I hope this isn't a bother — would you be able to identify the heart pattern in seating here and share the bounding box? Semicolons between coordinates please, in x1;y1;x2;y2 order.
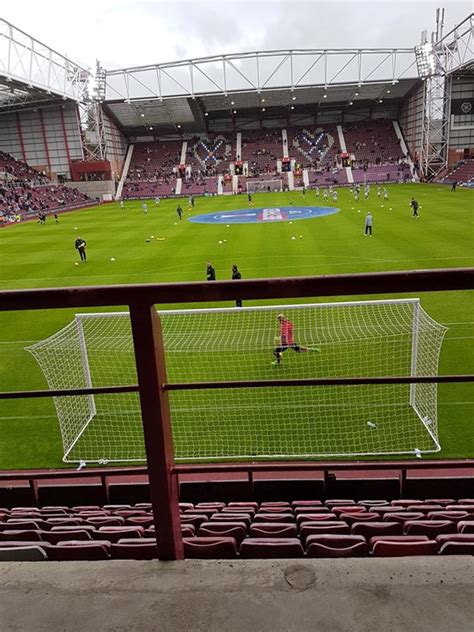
294;129;330;158
194;137;227;165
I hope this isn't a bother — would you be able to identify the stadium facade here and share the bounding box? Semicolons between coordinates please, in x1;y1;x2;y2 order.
0;12;472;205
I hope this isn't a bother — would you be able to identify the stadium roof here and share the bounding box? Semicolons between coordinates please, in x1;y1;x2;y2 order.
0;19;89;113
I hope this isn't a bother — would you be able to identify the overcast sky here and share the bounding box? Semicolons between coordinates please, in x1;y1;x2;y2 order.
2;0;472;71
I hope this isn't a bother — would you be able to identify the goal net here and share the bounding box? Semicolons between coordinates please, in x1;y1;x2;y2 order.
26;300;447;464
246;179;283;193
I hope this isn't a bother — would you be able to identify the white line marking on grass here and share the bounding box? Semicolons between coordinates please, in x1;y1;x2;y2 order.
0;415;56;421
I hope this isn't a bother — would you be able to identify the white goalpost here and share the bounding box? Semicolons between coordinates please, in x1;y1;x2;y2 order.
246;179;283;193
26;299;447;464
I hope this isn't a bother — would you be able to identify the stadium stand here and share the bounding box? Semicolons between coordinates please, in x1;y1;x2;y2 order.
122;140;181;198
288;125;341;169
0;150;49;184
343;120;405;165
240;129;282;176
1;496;473;560
439;159;474;185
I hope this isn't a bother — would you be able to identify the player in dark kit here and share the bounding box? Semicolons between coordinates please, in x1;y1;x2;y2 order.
54;212;58;223
410;198;419;218
232;265;242;307
248;193;252;206
206;262;216;281
177;205;183;220
272;314;319;365
75;237;87;262
451;180;457;192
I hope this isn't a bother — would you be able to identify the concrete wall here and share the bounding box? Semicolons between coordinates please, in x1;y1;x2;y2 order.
64;180;115;199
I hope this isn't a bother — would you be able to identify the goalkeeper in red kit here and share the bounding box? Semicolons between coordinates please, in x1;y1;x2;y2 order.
272;313;320;365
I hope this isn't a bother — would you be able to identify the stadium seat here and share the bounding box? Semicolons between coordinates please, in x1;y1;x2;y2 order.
458;521;474;534
209;514;252;528
404;520;457;537
111;542;158;560
299;522;350;542
0;546;48;561
198;522;247;544
180;525;195;537
228;502;259;510
438;541;474;555
338;512;380;526
183;537;238;559
295;513;337;526
293;507;330;515
48;543;110;561
381;512;425;525
183;508;216;519
435;534;474;547
45;518;85;527
426;511;470;522
2;520;45;530
195;502;226;511
239;538;304;559
291;500;323;508
332;506;366;517
180;514;211;529
220;507;256;517
86;517;125;526
124;516;154;528
253;513;294;524
446;505;474;513
41;530;93;544
95;526;144;542
351;522;403;538
391;500;423;508
306;535;367;558
358;500;390;508
325;500;357;507
249;523;298;538
368;507;407;516
0;530;43;541
407;504;444;514
372;539;438;557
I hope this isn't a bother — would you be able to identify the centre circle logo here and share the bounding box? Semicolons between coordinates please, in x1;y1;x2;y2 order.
188;206;340;224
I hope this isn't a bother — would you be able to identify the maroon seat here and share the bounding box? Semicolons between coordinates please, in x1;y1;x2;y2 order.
459;499;474;505
239;538;304;559
135;503;152;509
260;502;291;508
0;530;42;541
112;509;148;518
325;500;357;507
340;512;380;526
458;521;474;534
369;507;407;517
299;521;350;542
86;517;125;526
195;503;226;511
306;535;367;558
183;537;238;559
391;500;423;508
296;513;337;526
333;506;366;517
125;516;154;528
351;522;403;538
179;503;194;511
369;535;430;547
180;525;195;537
0;545;48;561
40;506;70;512
103;505;131;510
427;511;470;522
372;539;438;557
293;507;330;516
2;520;44;531
48;543;110;561
180;514;212;529
198;522;247;544
111;542;157;560
184;508;216;519
228;502;258;510
209;514;252;528
436;534;474;546
291;500;323;508
46;518;85;527
95;526;144;542
438;541;474;555
72;506;101;512
50;525;96;533
406;504;443;514
446;505;474;513
404;520;457;537
381;512;425;525
358;500;390;508
424;499;455;506
253;513;294;523
41;530;93;544
249;523;298;538
220;507;256;517
255;506;292;514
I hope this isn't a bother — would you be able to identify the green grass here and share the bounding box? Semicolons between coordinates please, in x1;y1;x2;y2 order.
0;183;473;469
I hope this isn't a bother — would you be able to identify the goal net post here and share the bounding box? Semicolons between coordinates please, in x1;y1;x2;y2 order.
246;179;283;193
26;299;447;464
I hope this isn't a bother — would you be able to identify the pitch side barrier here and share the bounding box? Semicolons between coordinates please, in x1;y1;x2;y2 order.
0;267;473;559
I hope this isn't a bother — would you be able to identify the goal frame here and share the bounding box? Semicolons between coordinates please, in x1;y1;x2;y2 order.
246;178;283;193
66;297;443;462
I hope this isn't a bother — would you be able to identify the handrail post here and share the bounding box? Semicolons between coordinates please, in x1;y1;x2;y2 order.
129;302;183;560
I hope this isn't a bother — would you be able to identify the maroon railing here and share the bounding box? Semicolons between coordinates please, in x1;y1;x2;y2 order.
1;267;473;559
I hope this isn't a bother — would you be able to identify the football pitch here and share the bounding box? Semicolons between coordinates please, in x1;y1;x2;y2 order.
0;183;473;469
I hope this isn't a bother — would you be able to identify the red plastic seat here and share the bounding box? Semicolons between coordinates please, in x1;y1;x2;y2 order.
111;542;157;560
427;511;470;522
183;508;216;519
198;522;247;544
195;503;226;511
438;541;474;555
2;520;44;531
95;526;144;542
299;521;350;542
436;533;474;546
295;513;337;526
458;521;474;534
306;534;367;558
125;516;154;528
253;513;294;523
446;505;474;513
48;543;110;561
41;530;93;544
404;520;457;537
333;506;366;517
369;535;430;548
255;506;293;514
0;530;42;541
209;513;252;528
71;506;101;512
368;507;407;517
239;538;304;559
391;500;423;508
46;518;85;527
424;499;454;505
183;537;238;559
249;523;298;538
381;512;425;525
220;507;256;517
325;500;357;507
0;545;48;561
181;514;214;529
351;521;403;538
260;502;291;508
293;507;330;515
291;500;323;508
103;505;131;510
178;503;194;511
372;539;438;557
228;502;258;510
407;504;443;514
358;500;390;508
180;525;195;537
86;516;125;527
340;512;380;526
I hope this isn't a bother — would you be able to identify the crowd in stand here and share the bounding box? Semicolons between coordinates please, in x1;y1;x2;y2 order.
0;150;49;185
241;130;281;177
